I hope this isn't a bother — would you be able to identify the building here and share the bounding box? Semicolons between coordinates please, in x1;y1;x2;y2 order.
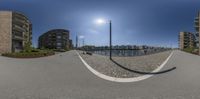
179;32;196;50
76;35;78;48
69;39;73;49
0;11;32;54
195;11;200;55
38;29;72;50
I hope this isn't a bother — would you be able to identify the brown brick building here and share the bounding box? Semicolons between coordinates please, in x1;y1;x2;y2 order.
38;29;72;50
179;32;196;50
0;11;32;54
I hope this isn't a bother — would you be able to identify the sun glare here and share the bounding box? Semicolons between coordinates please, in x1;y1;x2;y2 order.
96;19;106;24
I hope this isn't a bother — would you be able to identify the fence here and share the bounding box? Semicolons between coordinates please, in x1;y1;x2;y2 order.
82;48;171;57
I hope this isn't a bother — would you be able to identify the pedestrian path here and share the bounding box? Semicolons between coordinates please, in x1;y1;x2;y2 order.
0;50;199;99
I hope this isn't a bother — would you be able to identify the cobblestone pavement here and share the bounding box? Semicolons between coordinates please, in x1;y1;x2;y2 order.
79;51;171;78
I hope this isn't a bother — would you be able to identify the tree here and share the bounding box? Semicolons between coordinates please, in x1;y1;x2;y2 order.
24;42;32;52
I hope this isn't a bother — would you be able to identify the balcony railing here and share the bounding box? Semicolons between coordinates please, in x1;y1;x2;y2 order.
12;35;23;40
13;25;26;32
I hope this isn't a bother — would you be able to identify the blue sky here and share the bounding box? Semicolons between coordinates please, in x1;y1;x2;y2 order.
0;0;200;48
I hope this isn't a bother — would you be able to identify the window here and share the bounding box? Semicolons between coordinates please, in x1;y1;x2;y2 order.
57;46;61;49
57;42;61;46
57;36;61;39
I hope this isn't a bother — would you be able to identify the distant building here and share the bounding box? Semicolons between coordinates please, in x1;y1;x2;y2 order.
69;39;73;49
0;11;32;54
76;35;78;49
195;11;200;55
38;29;72;50
179;32;196;50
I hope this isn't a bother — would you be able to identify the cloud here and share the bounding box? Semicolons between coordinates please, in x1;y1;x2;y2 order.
79;35;85;39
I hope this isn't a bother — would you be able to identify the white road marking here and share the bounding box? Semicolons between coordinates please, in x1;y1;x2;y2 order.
76;51;174;83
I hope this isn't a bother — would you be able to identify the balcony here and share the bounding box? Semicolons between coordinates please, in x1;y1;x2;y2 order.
195;17;199;20
13;18;27;24
13;13;27;20
12;35;23;41
195;23;199;26
13;25;26;32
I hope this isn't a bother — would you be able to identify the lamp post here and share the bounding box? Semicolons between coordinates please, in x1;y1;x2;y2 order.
109;20;112;60
96;19;112;60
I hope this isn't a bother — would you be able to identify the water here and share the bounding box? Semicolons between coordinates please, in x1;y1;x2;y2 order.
87;49;169;57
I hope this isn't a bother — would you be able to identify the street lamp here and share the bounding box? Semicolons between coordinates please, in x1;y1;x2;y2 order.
96;19;112;60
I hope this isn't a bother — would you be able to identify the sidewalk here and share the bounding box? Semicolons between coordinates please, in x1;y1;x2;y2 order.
79;51;172;78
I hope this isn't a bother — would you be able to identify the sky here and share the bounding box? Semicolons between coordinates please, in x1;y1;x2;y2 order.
0;0;200;48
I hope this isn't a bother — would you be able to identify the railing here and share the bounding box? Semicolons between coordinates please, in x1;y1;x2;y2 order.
12;35;23;40
81;48;171;57
13;25;26;32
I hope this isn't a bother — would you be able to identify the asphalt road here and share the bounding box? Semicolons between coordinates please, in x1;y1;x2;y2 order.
0;50;200;99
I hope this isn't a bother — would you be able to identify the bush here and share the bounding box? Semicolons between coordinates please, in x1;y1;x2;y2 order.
31;49;40;52
24;42;32;53
183;47;199;55
2;50;55;58
183;47;194;53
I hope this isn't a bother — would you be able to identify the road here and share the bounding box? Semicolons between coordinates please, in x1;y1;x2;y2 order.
0;50;200;99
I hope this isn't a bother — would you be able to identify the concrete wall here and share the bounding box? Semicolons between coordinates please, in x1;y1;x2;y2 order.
0;11;12;54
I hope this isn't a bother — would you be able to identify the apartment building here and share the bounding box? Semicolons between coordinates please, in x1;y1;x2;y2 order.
195;11;200;55
0;11;32;54
179;32;196;50
38;29;72;50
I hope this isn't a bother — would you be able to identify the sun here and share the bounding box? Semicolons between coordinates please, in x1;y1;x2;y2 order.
96;19;106;24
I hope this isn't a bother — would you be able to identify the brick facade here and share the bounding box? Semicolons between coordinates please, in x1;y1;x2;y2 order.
0;11;12;54
0;11;32;54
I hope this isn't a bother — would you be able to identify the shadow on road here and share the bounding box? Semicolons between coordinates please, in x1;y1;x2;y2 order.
110;58;176;75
